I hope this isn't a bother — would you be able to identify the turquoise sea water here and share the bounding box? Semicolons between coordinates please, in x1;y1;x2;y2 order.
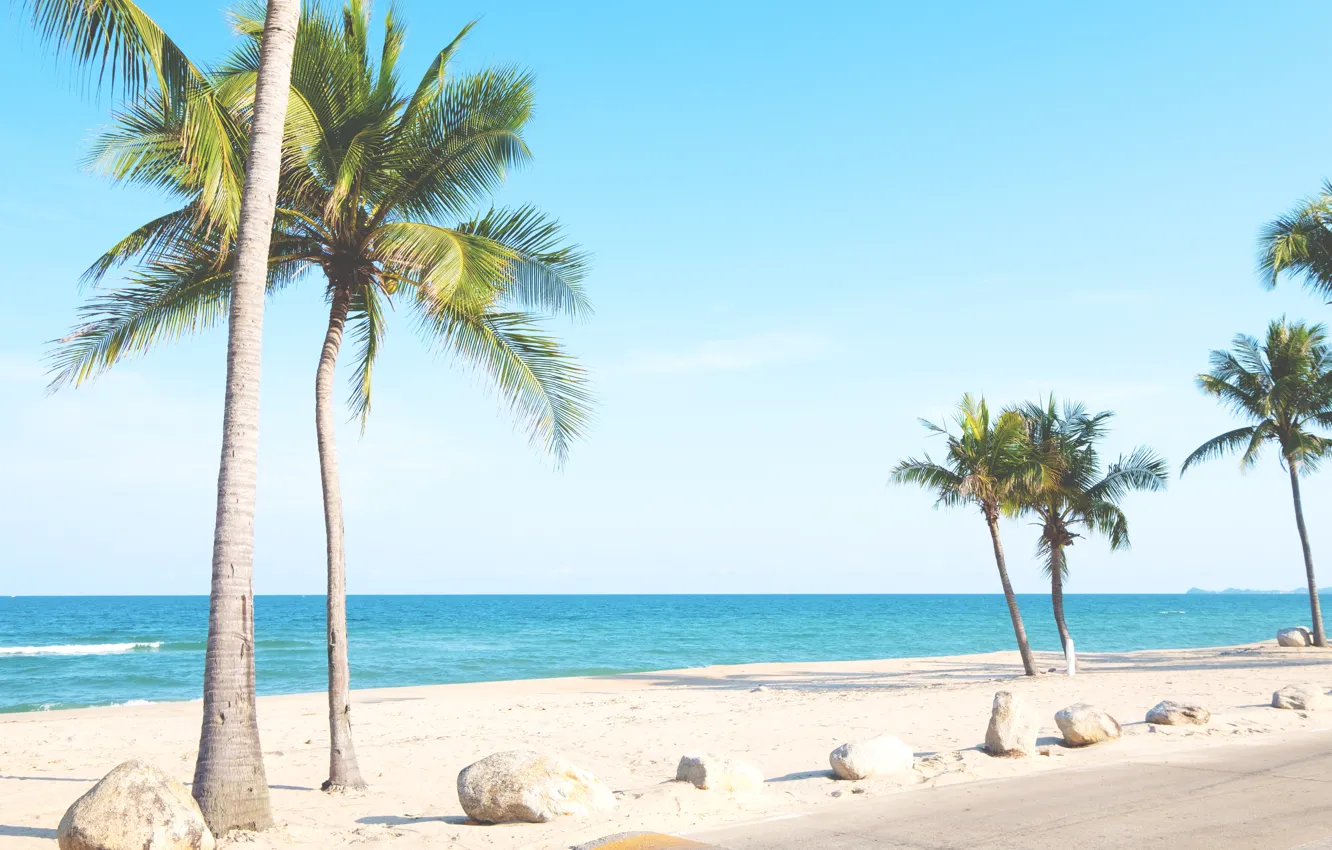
0;594;1318;713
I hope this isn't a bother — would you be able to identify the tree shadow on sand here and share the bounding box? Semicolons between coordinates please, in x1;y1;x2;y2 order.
0;825;58;838
357;814;469;826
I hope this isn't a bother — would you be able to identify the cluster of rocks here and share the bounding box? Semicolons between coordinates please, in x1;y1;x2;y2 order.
55;669;1332;841
1278;627;1314;647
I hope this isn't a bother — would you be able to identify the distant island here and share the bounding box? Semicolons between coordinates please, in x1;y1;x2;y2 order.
1185;587;1304;595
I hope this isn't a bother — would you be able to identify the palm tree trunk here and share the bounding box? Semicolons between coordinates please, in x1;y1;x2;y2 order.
985;514;1038;676
192;0;299;833
316;283;367;792
1049;544;1073;655
1288;462;1327;647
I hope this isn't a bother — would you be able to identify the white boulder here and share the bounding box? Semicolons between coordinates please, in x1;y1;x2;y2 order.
456;750;615;824
1145;700;1210;726
985;690;1038;757
1278;627;1313;647
1054;703;1121;746
828;735;914;779
1272;684;1327;711
56;760;214;850
675;753;764;793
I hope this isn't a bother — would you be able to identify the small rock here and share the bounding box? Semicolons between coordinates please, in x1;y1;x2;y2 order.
828;735;914;780
1272;684;1328;711
457;750;614;824
1146;700;1210;726
1054;703;1121;746
750;686;768;693
675;753;764;793
1278;627;1313;647
985;691;1038;757
57;760;214;850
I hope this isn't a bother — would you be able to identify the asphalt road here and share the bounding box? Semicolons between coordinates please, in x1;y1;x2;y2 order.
690;731;1332;849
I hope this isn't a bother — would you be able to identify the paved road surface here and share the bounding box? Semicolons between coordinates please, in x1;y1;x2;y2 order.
691;731;1332;849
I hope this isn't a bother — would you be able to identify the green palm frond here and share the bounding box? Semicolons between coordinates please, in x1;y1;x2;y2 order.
1260;185;1332;298
455;206;592;319
346;281;385;430
417;302;593;463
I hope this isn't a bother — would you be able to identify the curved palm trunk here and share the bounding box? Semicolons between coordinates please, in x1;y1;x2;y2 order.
316;283;367;792
1288;462;1327;648
984;514;1038;676
193;0;299;833
1049;544;1073;655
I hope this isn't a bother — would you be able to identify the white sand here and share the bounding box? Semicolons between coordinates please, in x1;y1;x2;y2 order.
3;643;1330;848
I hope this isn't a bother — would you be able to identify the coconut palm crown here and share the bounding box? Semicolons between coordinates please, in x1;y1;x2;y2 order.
51;0;592;452
1182;319;1332;646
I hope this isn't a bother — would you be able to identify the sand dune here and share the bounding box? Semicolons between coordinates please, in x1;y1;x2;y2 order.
2;642;1330;848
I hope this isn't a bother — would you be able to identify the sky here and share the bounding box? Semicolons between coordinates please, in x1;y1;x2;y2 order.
3;0;1332;595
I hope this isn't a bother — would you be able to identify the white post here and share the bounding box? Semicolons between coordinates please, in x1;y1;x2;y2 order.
1065;638;1076;677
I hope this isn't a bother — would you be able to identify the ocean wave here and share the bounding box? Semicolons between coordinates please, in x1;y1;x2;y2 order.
0;641;163;657
1158;610;1186;615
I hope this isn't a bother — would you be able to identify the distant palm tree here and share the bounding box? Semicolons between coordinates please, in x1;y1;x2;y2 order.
49;0;591;793
1182;320;1332;647
23;0;299;830
1016;399;1167;654
892;395;1040;677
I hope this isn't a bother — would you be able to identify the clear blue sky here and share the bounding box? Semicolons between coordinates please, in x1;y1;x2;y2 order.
2;0;1331;595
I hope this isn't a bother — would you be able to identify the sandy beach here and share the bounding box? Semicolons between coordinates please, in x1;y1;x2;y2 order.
3;642;1331;849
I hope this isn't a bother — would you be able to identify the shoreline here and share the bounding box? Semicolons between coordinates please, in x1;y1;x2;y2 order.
4;642;1332;848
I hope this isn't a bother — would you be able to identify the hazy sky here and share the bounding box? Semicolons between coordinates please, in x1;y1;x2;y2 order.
3;1;1332;595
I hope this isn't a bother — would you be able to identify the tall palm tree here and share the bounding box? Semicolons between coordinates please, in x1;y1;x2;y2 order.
48;0;591;792
1182;320;1332;647
1016;399;1167;654
23;0;299;831
892;395;1040;677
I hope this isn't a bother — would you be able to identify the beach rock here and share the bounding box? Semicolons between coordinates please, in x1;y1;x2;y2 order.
1145;700;1210;726
675;753;765;793
1272;684;1328;711
1278;627;1313;647
985;691;1038;757
456;750;615;824
828;735;914;779
1054;703;1121;746
56;760;214;850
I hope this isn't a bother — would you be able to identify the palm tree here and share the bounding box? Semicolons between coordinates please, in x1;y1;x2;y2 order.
48;0;591;792
1016;399;1167;654
892;395;1040;677
1182;320;1332;647
24;0;299;831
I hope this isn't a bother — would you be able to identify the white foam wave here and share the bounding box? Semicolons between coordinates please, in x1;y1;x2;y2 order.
1158;610;1186;615
0;641;163;657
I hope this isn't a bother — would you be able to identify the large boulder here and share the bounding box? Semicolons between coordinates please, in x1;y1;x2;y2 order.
828;735;914;780
456;750;615;824
675;753;764;793
1278;627;1313;647
985;691;1038;757
57;760;214;850
1054;703;1121;746
1272;684;1328;711
1145;700;1210;726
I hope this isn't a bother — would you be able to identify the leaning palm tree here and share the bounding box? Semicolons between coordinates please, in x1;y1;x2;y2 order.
1016;399;1167;654
892;395;1040;677
48;0;590;793
1182;320;1332;647
24;0;299;831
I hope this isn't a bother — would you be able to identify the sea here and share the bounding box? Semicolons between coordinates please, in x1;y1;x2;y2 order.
0;594;1317;714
